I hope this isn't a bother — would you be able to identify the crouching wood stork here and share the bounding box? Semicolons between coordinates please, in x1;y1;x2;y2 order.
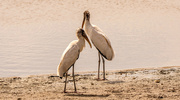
82;10;114;80
57;28;92;93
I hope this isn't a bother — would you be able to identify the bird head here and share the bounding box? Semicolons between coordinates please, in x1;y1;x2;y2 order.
82;10;90;28
77;28;92;48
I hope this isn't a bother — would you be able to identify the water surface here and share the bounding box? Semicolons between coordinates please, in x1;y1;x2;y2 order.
0;0;180;77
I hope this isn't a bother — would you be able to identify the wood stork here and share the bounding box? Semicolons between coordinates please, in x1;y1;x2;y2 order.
81;10;114;80
57;28;92;93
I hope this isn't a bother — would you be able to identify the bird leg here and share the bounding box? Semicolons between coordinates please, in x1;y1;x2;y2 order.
64;72;68;93
98;52;101;80
101;56;106;80
72;64;77;92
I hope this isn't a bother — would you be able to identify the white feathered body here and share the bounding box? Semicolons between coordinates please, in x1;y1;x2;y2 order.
84;21;114;60
57;39;85;77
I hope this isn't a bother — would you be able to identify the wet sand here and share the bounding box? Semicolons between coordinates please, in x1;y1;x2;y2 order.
0;66;179;100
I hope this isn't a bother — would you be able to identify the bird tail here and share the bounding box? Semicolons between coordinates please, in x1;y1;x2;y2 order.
106;44;115;61
111;48;115;60
103;35;115;60
57;62;62;76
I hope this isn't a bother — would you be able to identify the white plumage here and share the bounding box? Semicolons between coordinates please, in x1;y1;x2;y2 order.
57;28;91;92
82;10;114;80
86;25;114;60
57;40;80;77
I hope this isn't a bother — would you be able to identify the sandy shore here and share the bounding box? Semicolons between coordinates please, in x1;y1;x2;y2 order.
0;66;179;100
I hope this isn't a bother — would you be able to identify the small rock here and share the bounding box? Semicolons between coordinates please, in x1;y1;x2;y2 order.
32;82;39;85
75;74;80;76
172;89;176;92
91;82;94;85
46;81;53;84
3;83;8;85
168;88;176;92
0;80;4;82
82;86;87;89
82;77;88;80
48;75;58;78
155;79;160;83
158;96;163;99
159;70;170;74
132;77;136;80
13;77;21;80
17;98;21;100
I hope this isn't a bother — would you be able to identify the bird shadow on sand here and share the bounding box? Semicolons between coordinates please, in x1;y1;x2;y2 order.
104;80;125;84
64;93;110;97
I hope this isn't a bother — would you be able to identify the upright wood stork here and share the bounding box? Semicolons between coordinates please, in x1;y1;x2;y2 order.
57;28;92;93
81;10;114;80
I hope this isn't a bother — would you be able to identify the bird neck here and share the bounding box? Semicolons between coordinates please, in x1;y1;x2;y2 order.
85;19;92;26
77;38;85;52
84;19;93;36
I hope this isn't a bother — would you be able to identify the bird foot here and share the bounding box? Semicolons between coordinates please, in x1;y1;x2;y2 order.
63;91;78;93
94;78;100;81
102;78;108;80
94;78;107;81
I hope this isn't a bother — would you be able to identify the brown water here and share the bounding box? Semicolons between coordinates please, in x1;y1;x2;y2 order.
0;0;180;77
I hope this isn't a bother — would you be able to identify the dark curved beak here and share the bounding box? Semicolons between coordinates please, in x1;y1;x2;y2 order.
82;16;85;28
82;32;92;48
